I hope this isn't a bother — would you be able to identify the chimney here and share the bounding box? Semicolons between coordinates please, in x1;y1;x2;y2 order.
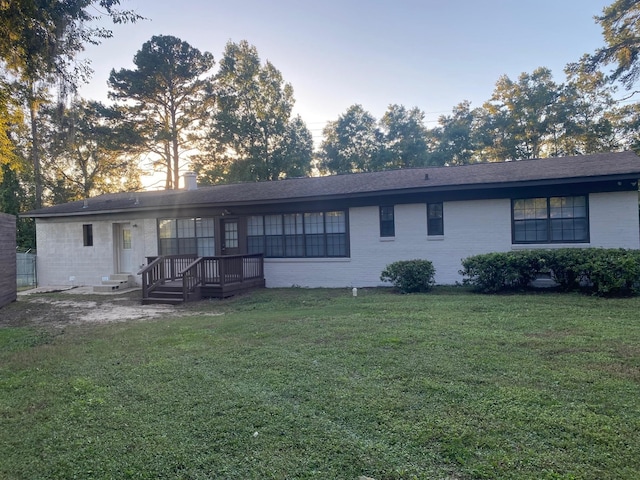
183;171;198;191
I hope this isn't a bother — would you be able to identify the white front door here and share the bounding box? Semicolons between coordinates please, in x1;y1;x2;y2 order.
116;223;133;273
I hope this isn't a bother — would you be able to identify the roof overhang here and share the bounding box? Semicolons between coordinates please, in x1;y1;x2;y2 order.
22;172;640;219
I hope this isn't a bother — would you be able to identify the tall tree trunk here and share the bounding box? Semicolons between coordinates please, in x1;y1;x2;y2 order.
164;141;172;189
29;85;42;208
171;106;179;189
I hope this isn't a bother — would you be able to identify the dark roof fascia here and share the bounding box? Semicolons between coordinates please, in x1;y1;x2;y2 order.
23;172;640;219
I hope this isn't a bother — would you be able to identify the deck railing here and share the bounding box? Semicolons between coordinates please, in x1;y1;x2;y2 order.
180;256;204;301
139;253;264;301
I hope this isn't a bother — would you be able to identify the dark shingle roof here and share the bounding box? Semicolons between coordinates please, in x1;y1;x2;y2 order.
23;151;640;218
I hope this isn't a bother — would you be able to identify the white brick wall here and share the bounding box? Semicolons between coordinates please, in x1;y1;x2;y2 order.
589;191;640;248
34;190;640;288
36;217;152;287
265;199;514;287
263;192;640;287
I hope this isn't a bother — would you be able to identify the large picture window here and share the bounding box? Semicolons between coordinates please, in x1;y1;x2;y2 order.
512;196;588;244
158;217;216;255
248;210;348;258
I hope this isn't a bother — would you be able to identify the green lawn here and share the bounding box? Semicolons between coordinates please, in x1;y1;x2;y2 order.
1;288;639;479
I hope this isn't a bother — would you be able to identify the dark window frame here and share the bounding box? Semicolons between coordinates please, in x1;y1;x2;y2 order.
379;205;395;237
82;224;93;247
427;202;444;236
157;217;216;255
247;210;349;258
511;195;590;244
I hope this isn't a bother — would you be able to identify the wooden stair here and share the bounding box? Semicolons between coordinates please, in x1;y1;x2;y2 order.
139;254;265;304
141;280;185;305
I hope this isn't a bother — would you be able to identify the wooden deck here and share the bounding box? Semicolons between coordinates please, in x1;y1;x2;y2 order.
138;254;265;305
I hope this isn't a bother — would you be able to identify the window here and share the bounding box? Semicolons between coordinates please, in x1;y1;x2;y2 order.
379;206;395;237
247;210;348;258
122;228;131;249
82;224;93;246
158;217;216;255
512;196;588;244
427;203;444;236
224;220;238;249
196;218;215;256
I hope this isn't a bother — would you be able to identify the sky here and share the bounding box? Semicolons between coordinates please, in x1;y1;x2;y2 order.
79;0;613;145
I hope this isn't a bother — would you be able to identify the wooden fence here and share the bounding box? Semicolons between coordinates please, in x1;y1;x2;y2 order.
0;213;17;308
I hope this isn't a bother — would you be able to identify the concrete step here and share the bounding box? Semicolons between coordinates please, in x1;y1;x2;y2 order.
93;284;123;293
109;274;133;283
92;274;134;293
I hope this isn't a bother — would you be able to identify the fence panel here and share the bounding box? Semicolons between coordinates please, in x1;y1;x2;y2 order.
17;251;36;287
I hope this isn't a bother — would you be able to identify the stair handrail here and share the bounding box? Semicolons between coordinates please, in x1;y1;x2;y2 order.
179;256;204;301
138;256;165;299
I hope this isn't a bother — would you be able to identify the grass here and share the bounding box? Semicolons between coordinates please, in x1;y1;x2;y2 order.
1;288;639;479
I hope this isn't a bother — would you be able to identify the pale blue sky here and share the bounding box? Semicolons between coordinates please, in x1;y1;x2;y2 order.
79;0;612;141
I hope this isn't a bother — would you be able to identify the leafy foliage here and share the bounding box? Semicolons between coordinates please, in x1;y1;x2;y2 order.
427;100;480;165
109;35;214;189
460;248;640;296
479;67;564;161
0;164;35;248
0;0;142;85
38;100;143;202
0;0;142;207
319;103;433;173
193;40;312;184
318;104;384;173
380;259;436;293
379;104;430;168
587;0;640;89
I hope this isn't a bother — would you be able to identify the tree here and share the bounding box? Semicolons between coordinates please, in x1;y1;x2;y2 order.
427;101;480;165
478;67;563;161
586;0;640;89
560;61;620;155
0;81;22;176
318;104;384;173
0;0;142;207
379;104;430;168
193;40;312;184
0;164;35;249
109;35;214;189
39;100;143;202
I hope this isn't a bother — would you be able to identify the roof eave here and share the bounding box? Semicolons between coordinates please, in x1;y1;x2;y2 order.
21;172;640;219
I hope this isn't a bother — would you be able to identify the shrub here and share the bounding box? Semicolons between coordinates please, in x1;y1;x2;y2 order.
380;259;436;293
460;249;640;297
459;251;543;293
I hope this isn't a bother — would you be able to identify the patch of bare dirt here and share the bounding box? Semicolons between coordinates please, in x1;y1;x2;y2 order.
0;292;222;328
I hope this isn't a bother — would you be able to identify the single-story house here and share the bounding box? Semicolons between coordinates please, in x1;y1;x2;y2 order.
0;212;17;308
23;151;640;296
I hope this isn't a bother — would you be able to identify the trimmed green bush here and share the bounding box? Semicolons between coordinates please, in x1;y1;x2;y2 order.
458;251;543;293
380;259;436;293
460;248;640;297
